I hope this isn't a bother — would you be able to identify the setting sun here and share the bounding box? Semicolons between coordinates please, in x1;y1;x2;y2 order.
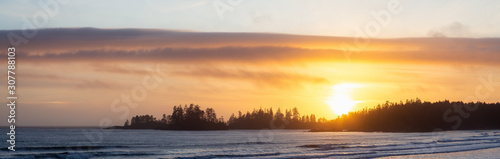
325;83;362;116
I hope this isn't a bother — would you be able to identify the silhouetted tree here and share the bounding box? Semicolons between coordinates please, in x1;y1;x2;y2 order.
312;99;500;132
118;99;500;132
205;108;217;123
124;119;129;127
122;104;227;130
227;107;325;129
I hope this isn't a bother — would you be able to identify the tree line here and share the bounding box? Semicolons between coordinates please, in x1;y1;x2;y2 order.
122;104;227;130
312;98;500;132
118;98;500;132
119;104;326;130
227;107;328;129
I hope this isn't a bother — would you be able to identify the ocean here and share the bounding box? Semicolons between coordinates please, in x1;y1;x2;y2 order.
1;128;500;158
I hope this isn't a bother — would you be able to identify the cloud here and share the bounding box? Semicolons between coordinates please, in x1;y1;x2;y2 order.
169;67;331;89
10;45;500;66
75;79;119;89
0;27;353;53
14;46;344;64
252;9;273;24
1;28;499;66
92;63;149;75
428;22;472;37
14;72;122;89
19;73;75;81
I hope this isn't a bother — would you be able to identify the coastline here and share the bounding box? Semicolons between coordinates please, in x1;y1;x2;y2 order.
379;147;500;159
107;126;500;133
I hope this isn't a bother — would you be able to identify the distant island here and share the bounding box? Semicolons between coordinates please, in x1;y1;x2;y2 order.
115;104;228;130
112;104;327;130
112;99;500;132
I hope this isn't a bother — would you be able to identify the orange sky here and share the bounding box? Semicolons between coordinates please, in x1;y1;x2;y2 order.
1;28;500;126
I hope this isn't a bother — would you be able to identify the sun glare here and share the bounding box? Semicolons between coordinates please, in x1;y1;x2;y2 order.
325;83;361;116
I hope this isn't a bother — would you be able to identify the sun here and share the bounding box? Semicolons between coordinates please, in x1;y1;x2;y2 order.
325;83;361;115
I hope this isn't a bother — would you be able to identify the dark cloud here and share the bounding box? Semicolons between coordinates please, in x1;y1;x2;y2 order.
14;46;344;64
9;45;500;66
0;27;350;53
0;28;499;66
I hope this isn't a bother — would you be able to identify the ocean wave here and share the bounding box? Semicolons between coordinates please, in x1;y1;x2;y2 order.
436;136;500;143
297;142;398;151
174;152;281;159
0;145;130;152
366;142;500;158
297;143;353;149
298;136;500;152
274;151;377;159
1;150;154;159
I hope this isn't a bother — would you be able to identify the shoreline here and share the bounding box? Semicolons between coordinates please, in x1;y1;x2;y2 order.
379;147;500;159
107;126;500;133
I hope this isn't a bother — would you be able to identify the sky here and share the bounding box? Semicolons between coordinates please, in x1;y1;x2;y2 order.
0;0;500;126
1;0;500;37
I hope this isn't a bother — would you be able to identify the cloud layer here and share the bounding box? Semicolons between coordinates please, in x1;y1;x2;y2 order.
1;28;499;66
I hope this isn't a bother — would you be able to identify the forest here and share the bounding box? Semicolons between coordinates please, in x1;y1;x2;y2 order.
227;107;328;129
116;99;500;132
117;104;327;130
314;98;500;132
120;104;228;130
